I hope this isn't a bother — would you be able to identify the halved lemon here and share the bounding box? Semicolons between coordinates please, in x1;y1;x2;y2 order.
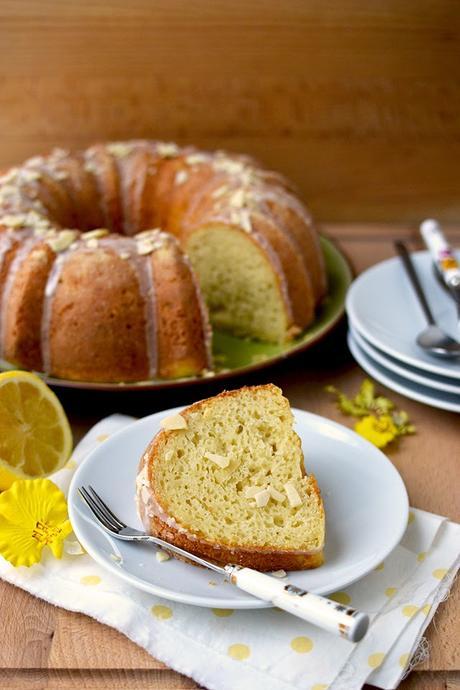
0;371;72;489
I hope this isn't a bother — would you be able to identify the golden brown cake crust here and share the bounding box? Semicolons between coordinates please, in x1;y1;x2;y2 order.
137;385;325;571
149;513;324;571
0;142;327;382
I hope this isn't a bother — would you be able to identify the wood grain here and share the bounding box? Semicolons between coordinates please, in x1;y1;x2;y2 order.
1;669;459;690
0;223;459;689
0;668;199;689
0;1;459;221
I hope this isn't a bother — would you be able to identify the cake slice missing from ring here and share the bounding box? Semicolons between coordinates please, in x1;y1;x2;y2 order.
136;384;325;571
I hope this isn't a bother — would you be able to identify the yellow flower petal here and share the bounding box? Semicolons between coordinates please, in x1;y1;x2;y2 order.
355;415;398;449
48;520;72;559
0;479;71;567
0;520;43;567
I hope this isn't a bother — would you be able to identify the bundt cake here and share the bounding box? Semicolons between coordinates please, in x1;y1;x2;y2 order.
0;141;327;383
136;384;325;571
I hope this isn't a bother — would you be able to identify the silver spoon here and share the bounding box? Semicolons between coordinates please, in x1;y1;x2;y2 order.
394;241;460;359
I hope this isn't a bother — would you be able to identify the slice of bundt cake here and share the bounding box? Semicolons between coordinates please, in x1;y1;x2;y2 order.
137;384;325;571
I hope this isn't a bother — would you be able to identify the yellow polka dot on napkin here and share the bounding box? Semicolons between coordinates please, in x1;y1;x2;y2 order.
399;653;410;668
228;643;250;660
290;636;313;653
402;605;418;618
375;562;384;571
312;684;328;690
151;605;173;620
329;591;351;605
417;551;426;562
421;604;431;615
385;587;397;598
368;652;385;668
80;575;101;586
408;512;415;524
433;568;447;580
96;434;109;442
212;608;233;617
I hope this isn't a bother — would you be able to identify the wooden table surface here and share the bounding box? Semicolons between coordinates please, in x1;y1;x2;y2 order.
0;224;458;690
2;0;460;224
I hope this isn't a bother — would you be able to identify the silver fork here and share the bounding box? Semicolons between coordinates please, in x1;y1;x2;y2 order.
79;485;369;642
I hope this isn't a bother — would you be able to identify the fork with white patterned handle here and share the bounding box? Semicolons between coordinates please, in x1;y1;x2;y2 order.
79;485;370;642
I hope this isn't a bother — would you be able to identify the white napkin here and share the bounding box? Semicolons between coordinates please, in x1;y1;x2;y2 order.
0;414;458;690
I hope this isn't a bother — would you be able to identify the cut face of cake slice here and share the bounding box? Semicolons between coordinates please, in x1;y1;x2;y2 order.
137;384;325;571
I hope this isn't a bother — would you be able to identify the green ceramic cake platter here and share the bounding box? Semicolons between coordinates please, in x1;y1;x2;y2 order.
0;237;352;390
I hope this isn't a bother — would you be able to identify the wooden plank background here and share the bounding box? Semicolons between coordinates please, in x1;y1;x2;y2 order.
0;0;459;222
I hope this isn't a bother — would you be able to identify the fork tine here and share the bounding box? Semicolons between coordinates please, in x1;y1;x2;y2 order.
78;487;119;532
88;485;127;529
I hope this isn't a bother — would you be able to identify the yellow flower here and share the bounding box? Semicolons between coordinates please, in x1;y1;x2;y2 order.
355;414;398;449
0;479;72;567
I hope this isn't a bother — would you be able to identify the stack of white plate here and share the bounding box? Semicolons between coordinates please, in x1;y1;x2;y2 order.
346;250;460;412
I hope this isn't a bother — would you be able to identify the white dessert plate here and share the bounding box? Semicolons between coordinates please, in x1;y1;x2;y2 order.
348;331;460;414
69;406;409;609
346;251;460;381
350;326;460;395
